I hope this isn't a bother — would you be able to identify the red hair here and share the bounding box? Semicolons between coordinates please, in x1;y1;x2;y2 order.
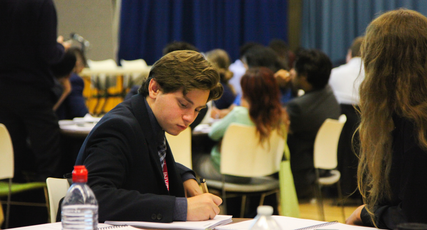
241;67;285;142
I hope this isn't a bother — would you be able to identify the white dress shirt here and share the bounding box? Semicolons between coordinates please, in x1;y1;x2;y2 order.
329;57;365;105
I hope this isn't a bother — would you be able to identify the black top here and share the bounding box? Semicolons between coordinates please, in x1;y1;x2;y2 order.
361;115;427;229
0;0;64;89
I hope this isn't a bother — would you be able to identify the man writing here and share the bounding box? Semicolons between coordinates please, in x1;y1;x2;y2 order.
75;50;223;222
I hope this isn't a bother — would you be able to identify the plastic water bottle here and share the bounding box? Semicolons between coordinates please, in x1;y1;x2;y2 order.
249;206;281;230
62;165;98;230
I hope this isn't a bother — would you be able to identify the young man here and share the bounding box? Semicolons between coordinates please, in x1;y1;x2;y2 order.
286;49;340;199
75;50;223;222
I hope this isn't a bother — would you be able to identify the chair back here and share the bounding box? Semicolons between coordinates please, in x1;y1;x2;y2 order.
87;59;117;70
120;59;147;69
46;178;70;223
313;114;347;170
0;124;14;180
120;59;149;88
166;128;192;169
87;59;118;90
220;124;285;177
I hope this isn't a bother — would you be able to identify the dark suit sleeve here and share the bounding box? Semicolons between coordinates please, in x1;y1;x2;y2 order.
175;163;196;181
77;118;178;223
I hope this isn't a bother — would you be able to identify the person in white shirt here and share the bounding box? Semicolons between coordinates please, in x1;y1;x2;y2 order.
329;37;365;105
328;36;364;200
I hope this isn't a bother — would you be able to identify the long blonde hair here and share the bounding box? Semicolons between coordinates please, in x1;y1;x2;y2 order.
358;9;427;222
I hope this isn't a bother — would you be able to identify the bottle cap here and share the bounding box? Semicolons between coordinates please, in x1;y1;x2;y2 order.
72;165;88;183
257;205;273;215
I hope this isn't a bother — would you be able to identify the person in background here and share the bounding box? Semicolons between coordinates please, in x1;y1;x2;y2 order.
228;42;263;96
329;36;365;200
56;47;89;119
50;49;77;112
286;49;340;199
212;46;283;119
346;9;427;229
205;49;236;110
194;67;288;217
162;41;199;55
0;0;70;182
75;50;223;222
269;38;290;71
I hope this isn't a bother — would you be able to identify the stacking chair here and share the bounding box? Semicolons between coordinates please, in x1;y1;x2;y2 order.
0;123;48;228
87;59;118;115
313;114;347;221
120;59;148;90
165;128;192;169
46;178;70;223
206;124;285;217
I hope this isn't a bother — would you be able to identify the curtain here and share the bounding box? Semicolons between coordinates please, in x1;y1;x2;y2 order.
118;0;288;65
301;0;427;66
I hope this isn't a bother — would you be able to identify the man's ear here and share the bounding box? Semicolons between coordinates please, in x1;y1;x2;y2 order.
148;78;161;98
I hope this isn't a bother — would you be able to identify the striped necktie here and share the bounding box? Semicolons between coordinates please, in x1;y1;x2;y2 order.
157;137;167;170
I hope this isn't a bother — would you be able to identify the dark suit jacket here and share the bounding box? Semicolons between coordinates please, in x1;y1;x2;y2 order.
286;85;340;197
75;94;190;223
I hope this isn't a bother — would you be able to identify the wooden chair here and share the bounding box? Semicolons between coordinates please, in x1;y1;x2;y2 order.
206;124;285;217
0;124;48;228
46;178;70;223
313;114;347;221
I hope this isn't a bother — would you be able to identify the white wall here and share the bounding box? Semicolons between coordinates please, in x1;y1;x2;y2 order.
54;0;118;61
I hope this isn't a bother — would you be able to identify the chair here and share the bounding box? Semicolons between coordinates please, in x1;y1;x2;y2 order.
120;59;148;89
165;128;192;169
46;178;70;223
87;59;118;115
0;123;48;228
313;114;347;222
206;124;285;217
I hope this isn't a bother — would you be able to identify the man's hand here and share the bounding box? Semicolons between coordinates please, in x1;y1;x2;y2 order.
187;194;222;220
183;179;202;197
274;69;291;87
346;204;365;225
57;35;71;50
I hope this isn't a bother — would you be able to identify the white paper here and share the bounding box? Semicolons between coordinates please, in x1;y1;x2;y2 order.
105;214;232;230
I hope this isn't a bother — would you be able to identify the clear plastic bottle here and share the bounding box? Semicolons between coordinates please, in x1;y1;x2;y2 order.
249;206;281;230
62;165;98;230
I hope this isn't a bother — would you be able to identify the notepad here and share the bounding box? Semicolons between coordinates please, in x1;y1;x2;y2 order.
105;214;232;230
215;216;378;230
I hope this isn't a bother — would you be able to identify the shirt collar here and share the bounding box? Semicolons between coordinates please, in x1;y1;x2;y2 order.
144;97;165;145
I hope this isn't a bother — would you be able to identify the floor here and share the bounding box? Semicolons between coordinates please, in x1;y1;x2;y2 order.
298;197;363;223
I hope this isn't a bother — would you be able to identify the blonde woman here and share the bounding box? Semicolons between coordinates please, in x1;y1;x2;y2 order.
346;9;427;228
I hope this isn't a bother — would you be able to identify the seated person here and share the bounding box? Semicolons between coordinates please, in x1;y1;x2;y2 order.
194;67;288;183
205;49;236;110
75;50;223;222
50;49;76;112
212;46;292;119
55;47;89;119
286;49;340;199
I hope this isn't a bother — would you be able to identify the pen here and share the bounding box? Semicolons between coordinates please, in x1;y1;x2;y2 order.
200;178;209;193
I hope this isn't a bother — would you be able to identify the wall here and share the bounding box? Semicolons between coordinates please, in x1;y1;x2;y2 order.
54;0;117;61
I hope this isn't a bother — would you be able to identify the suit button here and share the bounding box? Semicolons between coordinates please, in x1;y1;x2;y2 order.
157;213;162;220
151;214;156;220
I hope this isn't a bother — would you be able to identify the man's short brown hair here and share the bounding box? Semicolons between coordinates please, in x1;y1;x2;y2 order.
139;50;223;101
